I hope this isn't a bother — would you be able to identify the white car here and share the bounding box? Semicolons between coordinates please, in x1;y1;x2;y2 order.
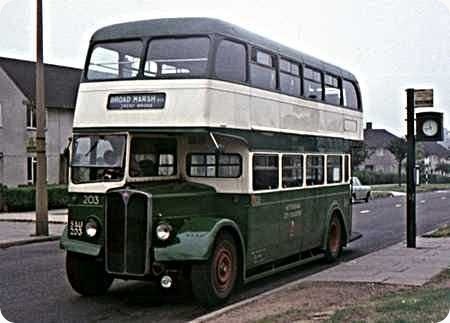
351;177;371;203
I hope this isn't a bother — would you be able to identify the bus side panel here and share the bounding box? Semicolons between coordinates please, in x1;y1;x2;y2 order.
246;193;281;269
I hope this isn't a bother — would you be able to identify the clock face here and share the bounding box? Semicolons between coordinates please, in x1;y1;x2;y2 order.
422;120;438;136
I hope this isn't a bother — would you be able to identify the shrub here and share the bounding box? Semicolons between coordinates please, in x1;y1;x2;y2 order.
3;185;69;212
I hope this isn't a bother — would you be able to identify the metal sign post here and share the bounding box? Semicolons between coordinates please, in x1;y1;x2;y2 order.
406;89;416;248
405;88;436;248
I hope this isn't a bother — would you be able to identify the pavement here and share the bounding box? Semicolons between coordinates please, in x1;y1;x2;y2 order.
303;237;450;286
0;209;67;248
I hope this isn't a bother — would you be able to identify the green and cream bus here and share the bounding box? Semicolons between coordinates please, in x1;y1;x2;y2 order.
61;18;363;307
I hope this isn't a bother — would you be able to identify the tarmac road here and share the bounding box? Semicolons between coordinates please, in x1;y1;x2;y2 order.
1;190;449;323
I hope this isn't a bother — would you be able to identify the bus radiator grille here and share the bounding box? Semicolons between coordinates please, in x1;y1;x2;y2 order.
105;190;152;276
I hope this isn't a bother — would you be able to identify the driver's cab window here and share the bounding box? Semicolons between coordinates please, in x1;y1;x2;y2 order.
129;137;177;177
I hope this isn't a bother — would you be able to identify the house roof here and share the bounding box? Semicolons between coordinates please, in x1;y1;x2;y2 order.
423;142;450;158
364;128;400;149
0;57;82;109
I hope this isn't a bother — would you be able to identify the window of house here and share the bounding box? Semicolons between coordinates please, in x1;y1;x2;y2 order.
303;67;323;100
327;155;342;184
325;74;341;105
344;155;351;182
282;155;303;188
250;49;276;90
280;59;301;96
26;105;36;128
187;153;241;178
253;154;279;190
342;80;359;110
215;40;247;82
306;155;324;186
27;156;37;184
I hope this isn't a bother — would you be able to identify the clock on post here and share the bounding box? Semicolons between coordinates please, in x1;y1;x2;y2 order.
416;111;444;142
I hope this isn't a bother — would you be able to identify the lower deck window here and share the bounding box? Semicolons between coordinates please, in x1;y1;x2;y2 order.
129;138;177;177
327;155;342;184
253;154;279;190
344;155;350;182
282;155;303;188
187;153;241;178
306;155;324;186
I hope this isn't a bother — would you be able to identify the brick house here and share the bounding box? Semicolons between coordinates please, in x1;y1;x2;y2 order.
359;122;400;173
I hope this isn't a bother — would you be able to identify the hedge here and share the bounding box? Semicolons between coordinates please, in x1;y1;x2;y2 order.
1;185;69;212
353;170;401;185
354;170;450;185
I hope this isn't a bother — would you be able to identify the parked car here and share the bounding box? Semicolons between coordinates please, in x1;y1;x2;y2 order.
351;177;371;203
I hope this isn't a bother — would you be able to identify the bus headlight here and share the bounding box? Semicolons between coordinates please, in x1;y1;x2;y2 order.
156;223;172;241
85;218;99;238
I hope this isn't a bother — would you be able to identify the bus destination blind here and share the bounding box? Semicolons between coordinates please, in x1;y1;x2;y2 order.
108;93;166;110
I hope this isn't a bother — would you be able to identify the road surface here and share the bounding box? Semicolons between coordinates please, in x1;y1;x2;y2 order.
1;190;449;323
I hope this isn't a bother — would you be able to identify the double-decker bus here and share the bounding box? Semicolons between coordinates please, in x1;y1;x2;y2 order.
61;17;363;307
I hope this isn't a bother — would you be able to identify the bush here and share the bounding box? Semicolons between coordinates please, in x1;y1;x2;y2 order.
3;185;69;212
353;170;401;185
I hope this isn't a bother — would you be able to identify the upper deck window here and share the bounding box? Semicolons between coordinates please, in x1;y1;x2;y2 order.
215;40;247;82
280;59;301;96
144;37;210;77
250;49;276;90
325;74;341;105
304;67;323;100
343;80;359;110
86;41;143;80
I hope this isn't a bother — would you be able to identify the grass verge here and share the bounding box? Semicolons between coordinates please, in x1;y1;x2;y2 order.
327;271;450;323
423;224;450;238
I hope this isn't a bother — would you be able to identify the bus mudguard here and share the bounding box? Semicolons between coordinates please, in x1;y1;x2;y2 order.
59;226;102;257
154;217;245;262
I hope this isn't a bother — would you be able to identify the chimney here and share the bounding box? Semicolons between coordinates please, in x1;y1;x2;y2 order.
366;122;373;130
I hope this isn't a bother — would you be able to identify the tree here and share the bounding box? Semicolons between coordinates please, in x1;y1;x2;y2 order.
351;142;371;168
387;137;408;186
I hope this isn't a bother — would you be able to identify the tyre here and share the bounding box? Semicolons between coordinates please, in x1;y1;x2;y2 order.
324;215;343;262
66;252;113;296
365;192;371;203
191;231;238;308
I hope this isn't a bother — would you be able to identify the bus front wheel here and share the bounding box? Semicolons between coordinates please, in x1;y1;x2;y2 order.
324;215;343;262
191;231;238;308
66;252;113;296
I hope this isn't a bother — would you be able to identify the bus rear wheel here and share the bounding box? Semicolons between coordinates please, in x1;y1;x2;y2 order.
66;252;113;296
191;232;238;308
324;215;343;262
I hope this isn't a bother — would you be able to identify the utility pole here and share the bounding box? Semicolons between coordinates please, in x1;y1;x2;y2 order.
35;0;48;236
405;89;416;248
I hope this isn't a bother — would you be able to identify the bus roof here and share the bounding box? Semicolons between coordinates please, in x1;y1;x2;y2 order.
91;17;357;82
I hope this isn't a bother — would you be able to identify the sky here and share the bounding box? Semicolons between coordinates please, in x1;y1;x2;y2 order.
0;0;449;136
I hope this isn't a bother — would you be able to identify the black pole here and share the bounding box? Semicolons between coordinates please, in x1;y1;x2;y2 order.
406;89;416;248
